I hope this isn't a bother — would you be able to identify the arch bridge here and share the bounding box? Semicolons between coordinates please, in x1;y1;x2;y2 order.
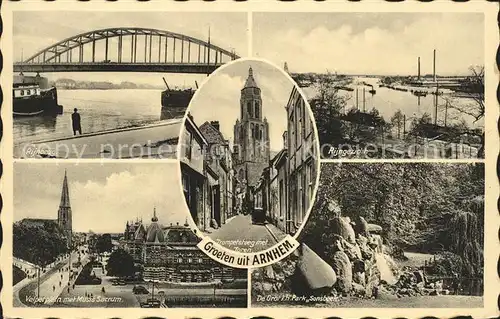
14;27;240;74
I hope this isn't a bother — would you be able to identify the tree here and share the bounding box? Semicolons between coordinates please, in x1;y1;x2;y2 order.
390;109;405;139
301;162;484;279
95;233;113;254
310;73;350;153
106;248;136;278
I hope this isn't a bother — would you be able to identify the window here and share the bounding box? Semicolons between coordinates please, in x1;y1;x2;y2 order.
20;90;24;96
178;258;183;263
182;174;190;205
184;131;192;160
255;102;260;118
251;123;255;138
302;172;307;222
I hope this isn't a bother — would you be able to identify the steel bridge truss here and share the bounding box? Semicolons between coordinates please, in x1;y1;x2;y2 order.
15;27;240;73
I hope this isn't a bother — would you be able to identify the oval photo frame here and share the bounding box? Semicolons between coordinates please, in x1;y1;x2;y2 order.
176;57;321;268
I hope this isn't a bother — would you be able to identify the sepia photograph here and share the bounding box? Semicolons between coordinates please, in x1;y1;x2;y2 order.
252;162;484;308
12;11;246;159
254;13;485;159
13;163;248;308
179;59;320;253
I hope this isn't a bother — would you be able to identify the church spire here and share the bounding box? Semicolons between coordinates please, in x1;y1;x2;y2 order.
243;66;258;89
59;170;71;208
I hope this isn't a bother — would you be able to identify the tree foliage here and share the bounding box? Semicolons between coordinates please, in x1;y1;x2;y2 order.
13;222;68;266
95;233;113;253
106;248;136;278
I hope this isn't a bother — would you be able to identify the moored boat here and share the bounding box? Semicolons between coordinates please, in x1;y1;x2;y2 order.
160;77;196;120
13;75;63;117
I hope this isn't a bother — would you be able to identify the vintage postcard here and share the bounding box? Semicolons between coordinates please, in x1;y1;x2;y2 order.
1;1;498;319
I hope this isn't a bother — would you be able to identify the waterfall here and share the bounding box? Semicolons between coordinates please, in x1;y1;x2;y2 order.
375;252;397;285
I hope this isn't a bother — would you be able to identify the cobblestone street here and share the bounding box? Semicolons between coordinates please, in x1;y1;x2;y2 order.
209;215;287;253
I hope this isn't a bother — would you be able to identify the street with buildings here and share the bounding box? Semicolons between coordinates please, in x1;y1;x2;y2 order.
14;166;247;308
180;62;319;252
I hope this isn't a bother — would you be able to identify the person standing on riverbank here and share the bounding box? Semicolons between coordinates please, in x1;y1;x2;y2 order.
71;108;82;136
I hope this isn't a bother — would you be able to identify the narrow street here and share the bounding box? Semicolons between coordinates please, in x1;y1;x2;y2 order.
209;214;287;253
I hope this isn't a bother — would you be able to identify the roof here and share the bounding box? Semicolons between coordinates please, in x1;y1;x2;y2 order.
164;226;200;244
243;67;259;89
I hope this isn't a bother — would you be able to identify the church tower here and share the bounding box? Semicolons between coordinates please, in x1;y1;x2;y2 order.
233;67;270;188
57;170;73;247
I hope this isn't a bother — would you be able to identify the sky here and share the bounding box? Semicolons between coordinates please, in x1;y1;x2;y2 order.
188;59;293;152
253;12;484;76
14;162;189;233
13;11;248;87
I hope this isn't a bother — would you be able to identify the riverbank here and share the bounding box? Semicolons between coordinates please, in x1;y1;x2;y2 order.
14;119;181;159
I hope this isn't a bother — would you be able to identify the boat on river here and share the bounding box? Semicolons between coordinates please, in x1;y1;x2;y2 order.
160;77;196;120
13;76;63;117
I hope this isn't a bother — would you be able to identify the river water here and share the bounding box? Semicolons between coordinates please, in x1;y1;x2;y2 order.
302;77;483;130
13;89;166;144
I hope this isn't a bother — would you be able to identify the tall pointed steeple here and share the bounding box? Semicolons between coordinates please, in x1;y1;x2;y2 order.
59;170;71;208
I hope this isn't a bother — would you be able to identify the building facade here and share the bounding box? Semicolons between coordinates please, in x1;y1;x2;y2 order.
180;114;210;231
122;211;246;283
233;67;271;195
253;86;317;235
199;121;234;228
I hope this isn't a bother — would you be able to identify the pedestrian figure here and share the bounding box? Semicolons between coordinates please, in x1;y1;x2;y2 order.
67;287;70;293
102;287;105;293
72;108;82;136
53;285;55;292
59;281;61;287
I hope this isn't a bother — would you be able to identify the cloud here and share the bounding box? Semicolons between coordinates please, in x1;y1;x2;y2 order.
14;163;189;233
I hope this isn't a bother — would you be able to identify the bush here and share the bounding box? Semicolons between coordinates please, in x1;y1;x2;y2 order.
427;252;463;276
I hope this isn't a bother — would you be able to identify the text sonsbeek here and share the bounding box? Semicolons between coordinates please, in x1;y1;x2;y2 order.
202;239;297;267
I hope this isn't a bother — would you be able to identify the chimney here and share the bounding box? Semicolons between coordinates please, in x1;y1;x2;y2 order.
433;49;436;82
418;57;421;80
210;121;220;131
